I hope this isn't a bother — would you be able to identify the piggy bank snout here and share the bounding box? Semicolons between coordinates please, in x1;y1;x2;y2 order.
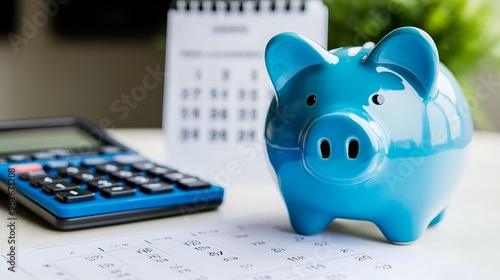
302;113;386;184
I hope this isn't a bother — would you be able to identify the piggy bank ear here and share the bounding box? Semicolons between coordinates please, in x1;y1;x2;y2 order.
364;27;439;100
265;32;334;92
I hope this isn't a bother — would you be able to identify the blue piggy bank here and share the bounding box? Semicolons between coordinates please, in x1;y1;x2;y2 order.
264;27;473;243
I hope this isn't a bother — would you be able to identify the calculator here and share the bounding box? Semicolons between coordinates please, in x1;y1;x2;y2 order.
0;117;224;230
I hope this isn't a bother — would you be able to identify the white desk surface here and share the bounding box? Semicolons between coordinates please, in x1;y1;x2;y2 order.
1;129;499;276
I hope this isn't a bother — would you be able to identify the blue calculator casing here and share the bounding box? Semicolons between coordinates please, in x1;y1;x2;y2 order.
0;117;224;230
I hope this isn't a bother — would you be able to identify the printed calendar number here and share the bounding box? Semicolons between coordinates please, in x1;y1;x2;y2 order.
304;264;326;271
270;248;286;253
180;88;201;100
210;88;229;100
209;129;228;142
98;263;114;268
208;251;223;257
182;240;202;246
136;247;153;254
209;108;229;121
221;69;230;81
195;246;211;251
287;255;306;262
180;128;200;141
355;255;372;261
238;108;257;121
194;69;202;81
169;264;191;274
148;254;169;263
375;264;394;270
85;255;104;262
222;256;238;262
251;69;258;81
238;89;258;101
181;107;200;120
237;130;256;142
314;241;330;246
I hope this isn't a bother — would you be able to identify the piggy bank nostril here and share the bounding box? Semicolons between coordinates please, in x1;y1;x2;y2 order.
348;139;359;159
320;139;331;159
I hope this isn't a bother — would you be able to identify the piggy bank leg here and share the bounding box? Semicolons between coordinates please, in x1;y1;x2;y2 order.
429;208;446;227
287;206;333;235
375;216;428;244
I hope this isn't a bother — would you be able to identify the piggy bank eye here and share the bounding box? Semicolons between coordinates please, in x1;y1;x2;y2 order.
371;94;385;105
306;94;317;106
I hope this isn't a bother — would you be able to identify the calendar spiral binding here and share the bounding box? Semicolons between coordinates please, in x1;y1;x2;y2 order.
170;0;310;12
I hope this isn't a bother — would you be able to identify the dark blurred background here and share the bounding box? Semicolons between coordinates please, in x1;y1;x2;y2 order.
0;0;499;129
0;0;171;128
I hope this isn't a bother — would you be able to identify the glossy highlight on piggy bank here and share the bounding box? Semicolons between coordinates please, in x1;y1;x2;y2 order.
264;27;473;243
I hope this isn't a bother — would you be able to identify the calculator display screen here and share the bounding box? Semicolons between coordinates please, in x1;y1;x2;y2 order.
0;126;101;154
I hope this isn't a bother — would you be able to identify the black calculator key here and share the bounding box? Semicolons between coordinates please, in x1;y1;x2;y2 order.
43;182;80;194
161;172;187;183
95;164;122;174
109;170;140;181
147;166;175;177
45;161;71;170
32;151;56;160
75;149;99;156
19;170;47;181
101;186;136;198
125;176;157;188
113;154;146;165
100;146;122;154
81;157;109;167
56;189;95;203
87;179;124;191
139;182;174;194
58;166;87;177
71;172;106;184
177;178;211;190
7;154;30;162
131;162;156;172
48;149;74;158
30;176;66;188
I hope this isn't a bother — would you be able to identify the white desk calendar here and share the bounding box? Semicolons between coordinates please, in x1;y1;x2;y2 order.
163;0;329;186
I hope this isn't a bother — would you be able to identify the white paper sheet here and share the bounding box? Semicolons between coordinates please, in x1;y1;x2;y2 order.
0;216;485;280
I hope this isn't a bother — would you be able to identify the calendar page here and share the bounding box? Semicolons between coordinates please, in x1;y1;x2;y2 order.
163;0;328;187
0;216;479;280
